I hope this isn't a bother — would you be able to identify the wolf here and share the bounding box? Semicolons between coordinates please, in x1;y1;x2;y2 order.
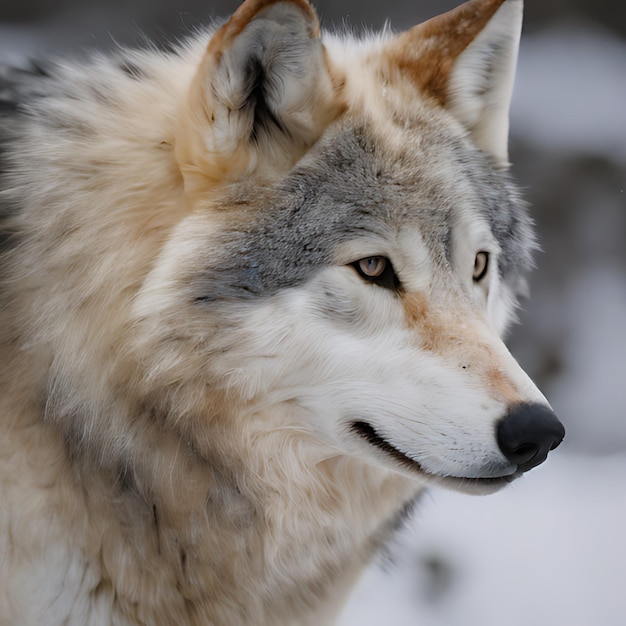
0;0;565;624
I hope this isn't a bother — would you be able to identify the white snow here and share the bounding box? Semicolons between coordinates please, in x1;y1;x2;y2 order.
340;452;626;626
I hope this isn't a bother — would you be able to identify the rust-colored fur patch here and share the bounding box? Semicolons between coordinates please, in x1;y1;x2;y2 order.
403;291;520;403
385;0;506;105
207;0;320;57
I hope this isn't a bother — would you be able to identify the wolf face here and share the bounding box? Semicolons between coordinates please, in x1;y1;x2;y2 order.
131;0;564;495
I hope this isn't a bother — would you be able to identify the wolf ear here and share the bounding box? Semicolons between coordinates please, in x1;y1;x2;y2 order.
389;0;523;167
176;0;345;196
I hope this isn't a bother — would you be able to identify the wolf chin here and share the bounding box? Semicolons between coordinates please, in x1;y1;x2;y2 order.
0;0;564;624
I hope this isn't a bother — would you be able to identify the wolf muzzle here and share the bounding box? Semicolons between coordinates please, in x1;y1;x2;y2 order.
497;403;565;473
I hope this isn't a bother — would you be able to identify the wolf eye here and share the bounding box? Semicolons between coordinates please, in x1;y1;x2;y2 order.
358;257;387;277
350;256;400;291
473;252;490;282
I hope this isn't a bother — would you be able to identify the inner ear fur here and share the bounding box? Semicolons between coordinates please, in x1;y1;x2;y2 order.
175;0;346;198
386;0;523;167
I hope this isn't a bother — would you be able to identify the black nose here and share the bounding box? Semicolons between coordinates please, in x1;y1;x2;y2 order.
496;403;565;473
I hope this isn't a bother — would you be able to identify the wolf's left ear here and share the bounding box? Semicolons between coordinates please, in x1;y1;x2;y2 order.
388;0;523;167
176;0;345;197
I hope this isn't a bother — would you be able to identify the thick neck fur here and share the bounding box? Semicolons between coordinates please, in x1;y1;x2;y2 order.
0;383;417;624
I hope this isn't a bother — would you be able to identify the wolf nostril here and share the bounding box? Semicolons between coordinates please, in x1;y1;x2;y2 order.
508;442;539;466
496;403;565;473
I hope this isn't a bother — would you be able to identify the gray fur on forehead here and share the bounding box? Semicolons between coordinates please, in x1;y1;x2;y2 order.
194;119;533;303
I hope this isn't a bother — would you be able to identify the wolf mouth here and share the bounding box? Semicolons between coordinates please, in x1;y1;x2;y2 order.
350;421;518;492
351;421;427;472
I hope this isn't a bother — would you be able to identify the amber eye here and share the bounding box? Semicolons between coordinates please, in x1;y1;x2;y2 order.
473;251;490;282
358;257;387;278
350;256;400;291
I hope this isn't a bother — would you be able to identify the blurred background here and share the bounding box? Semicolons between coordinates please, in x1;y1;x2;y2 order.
1;1;624;624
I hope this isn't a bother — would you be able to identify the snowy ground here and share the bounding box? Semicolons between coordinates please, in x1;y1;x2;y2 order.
339;452;626;626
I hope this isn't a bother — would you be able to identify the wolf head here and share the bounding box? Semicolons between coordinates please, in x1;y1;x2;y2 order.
127;0;564;494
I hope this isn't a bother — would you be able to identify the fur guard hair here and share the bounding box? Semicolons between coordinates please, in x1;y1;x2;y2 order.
0;1;564;624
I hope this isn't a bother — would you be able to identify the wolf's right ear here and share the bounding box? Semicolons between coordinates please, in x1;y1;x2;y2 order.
176;0;345;198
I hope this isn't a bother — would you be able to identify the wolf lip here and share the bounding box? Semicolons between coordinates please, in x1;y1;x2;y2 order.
350;420;518;490
351;421;427;472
